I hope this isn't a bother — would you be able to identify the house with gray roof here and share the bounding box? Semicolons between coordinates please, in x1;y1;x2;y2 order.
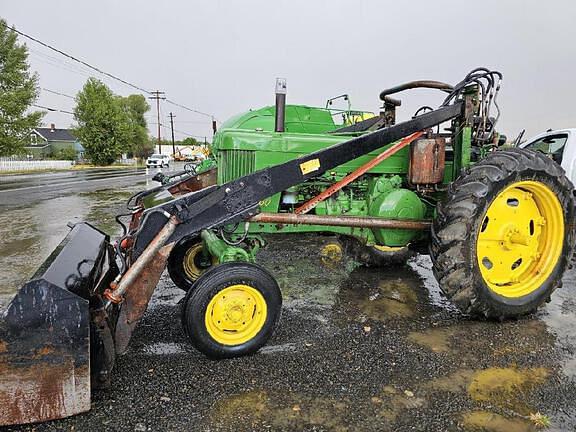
26;124;84;159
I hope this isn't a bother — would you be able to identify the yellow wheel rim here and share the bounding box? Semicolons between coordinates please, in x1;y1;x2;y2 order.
205;284;268;345
476;180;564;298
373;245;406;252
183;243;216;281
320;243;343;266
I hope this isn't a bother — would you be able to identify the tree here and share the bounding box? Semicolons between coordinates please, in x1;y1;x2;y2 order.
117;94;151;158
73;78;130;165
181;136;198;147
0;19;43;156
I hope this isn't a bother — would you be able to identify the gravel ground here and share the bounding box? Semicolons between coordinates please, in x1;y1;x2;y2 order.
2;191;576;431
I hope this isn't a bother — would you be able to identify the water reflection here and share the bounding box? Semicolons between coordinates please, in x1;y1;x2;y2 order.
0;187;141;312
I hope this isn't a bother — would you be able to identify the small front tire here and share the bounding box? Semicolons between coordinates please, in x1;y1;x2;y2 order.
181;262;282;359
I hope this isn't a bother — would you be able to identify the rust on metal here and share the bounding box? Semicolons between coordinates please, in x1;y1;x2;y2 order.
168;168;217;196
0;353;90;426
0;222;109;426
114;243;175;355
409;137;446;184
105;215;179;305
250;212;431;230
295;131;424;215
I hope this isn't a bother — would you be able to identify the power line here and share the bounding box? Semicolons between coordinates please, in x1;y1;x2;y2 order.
4;21;218;121
28;47;94;79
170;120;211;124
165;98;214;120
41;87;75;99
33;104;74;115
4;21;219;131
0;21;152;95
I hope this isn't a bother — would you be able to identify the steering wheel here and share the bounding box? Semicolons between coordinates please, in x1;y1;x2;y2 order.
184;163;197;175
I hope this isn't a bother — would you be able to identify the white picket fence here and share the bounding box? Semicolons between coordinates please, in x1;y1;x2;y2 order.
0;158;73;172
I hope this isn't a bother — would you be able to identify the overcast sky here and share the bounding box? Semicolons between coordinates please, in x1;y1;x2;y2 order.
2;0;576;141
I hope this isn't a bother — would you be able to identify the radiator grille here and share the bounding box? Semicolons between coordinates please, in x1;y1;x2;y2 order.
218;150;256;184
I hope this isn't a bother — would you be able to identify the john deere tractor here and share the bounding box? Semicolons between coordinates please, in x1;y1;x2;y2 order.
1;68;574;426
165;69;574;335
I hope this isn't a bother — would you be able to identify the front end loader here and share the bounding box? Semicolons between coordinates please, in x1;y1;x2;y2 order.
1;68;574;426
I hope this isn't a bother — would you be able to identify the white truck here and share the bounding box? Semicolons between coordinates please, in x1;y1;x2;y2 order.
520;128;576;184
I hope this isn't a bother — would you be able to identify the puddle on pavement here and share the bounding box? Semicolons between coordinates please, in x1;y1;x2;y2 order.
258;234;356;309
0;186;141;312
409;254;457;310
407;319;556;362
208;367;555;430
80;189;135;236
541;269;576;380
428;366;549;415
259;342;299;354
208;387;425;432
148;284;185;309
334;266;424;323
208;390;332;431
460;411;536;432
0;195;87;310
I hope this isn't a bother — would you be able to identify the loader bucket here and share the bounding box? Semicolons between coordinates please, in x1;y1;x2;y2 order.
0;222;110;426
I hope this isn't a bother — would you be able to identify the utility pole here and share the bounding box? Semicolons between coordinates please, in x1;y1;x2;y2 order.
168;112;176;157
148;90;165;154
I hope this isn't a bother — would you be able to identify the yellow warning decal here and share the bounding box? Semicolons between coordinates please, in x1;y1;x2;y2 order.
300;158;320;175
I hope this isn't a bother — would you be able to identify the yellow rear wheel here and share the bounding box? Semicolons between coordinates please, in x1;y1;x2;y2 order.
477;181;564;298
431;148;574;319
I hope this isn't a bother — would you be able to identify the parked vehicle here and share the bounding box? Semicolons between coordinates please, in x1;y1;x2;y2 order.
519;128;576;184
146;153;170;168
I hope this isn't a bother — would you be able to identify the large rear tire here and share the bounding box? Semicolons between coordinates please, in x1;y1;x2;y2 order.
431;148;575;319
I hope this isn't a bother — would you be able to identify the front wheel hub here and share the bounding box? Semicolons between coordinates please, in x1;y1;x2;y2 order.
205;284;267;345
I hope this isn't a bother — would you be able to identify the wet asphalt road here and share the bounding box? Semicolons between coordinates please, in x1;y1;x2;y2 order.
0;164;187;207
1;174;576;431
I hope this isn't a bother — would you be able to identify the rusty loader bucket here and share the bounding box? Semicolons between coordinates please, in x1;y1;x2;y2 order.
0;167;217;427
0;223;113;426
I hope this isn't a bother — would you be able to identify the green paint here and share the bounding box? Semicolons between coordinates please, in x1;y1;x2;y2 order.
183;94;488;263
201;229;254;263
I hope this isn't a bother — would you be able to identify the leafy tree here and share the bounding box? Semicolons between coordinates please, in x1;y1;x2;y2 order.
118;94;150;158
0;19;43;156
74;78;130;165
181;136;198;147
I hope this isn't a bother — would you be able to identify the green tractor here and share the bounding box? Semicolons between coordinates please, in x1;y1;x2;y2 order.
2;68;574;426
159;69;574;357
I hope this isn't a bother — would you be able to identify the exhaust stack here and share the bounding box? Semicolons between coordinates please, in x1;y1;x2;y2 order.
274;78;287;133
